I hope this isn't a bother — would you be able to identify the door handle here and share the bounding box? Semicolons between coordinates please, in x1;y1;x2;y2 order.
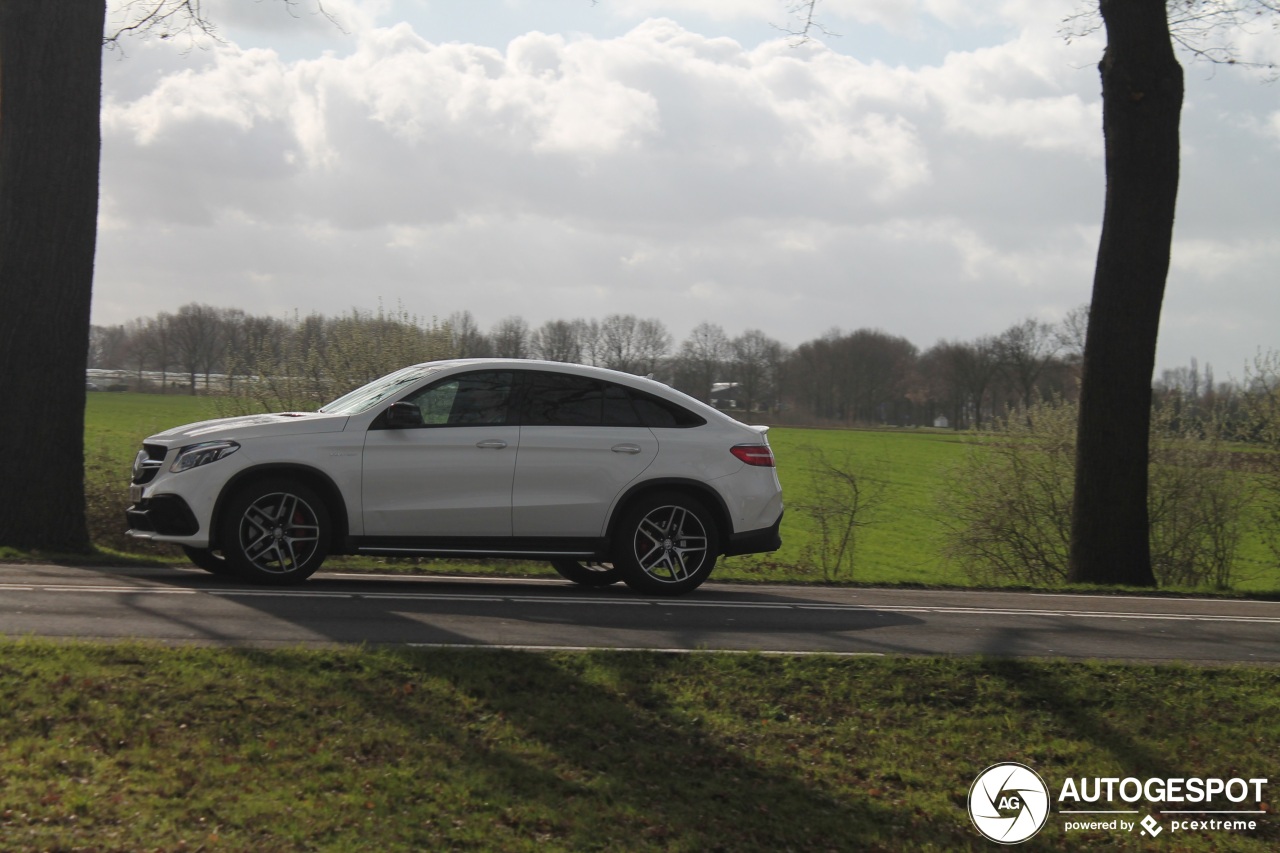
476;439;508;449
611;443;643;455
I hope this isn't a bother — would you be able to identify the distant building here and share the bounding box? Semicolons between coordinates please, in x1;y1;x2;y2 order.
709;382;739;410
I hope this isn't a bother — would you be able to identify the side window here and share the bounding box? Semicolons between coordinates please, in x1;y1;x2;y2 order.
401;371;514;427
602;383;642;426
523;372;603;426
631;389;706;428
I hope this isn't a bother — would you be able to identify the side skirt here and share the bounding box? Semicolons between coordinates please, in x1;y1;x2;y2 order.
345;535;610;562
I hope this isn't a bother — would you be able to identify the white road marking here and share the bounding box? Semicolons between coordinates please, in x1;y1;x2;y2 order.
3;583;1278;624
404;642;887;657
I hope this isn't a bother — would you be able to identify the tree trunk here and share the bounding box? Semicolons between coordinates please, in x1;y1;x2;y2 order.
0;1;105;551
1068;0;1182;586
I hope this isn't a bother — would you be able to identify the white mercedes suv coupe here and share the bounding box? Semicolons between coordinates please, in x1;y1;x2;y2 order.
126;359;783;595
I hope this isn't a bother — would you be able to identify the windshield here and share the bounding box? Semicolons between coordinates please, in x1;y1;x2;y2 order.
318;364;444;415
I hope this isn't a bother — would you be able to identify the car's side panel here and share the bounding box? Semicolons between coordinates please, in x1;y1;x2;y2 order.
511;425;657;537
361;426;519;537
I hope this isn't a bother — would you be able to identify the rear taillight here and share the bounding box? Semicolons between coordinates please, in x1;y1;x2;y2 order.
730;444;775;467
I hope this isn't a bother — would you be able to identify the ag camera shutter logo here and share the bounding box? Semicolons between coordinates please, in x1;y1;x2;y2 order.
968;762;1051;844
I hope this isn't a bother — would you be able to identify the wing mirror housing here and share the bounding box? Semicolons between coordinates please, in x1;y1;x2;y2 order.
384;401;424;428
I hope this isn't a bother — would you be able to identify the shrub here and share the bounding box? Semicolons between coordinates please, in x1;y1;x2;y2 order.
790;446;885;581
1238;350;1280;573
942;397;1252;589
940;400;1076;586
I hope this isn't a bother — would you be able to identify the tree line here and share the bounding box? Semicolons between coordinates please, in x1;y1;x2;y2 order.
89;302;1105;429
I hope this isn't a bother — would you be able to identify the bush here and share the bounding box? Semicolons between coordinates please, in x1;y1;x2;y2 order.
1238;350;1280;573
940;401;1076;586
942;397;1252;589
789;446;885;581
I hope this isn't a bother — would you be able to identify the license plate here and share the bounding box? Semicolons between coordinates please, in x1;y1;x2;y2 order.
129;484;144;504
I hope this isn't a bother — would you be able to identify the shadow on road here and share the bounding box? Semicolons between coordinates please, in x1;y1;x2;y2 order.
0;563;925;653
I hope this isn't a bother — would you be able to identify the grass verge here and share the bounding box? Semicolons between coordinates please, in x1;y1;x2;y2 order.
0;641;1275;851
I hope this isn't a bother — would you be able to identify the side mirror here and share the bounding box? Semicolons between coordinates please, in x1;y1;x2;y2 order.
384;401;424;428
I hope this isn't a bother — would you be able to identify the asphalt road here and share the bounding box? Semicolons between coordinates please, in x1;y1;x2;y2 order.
1;563;1277;664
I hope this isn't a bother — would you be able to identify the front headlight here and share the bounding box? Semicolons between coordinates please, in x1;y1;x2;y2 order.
170;440;240;473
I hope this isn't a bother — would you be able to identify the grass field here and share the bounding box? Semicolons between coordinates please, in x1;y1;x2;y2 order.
1;640;1276;852
719;427;973;586
83;393;1279;593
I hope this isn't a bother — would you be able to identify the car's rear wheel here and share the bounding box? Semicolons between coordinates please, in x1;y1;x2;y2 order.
550;559;622;587
180;545;234;576
614;492;718;596
219;479;329;584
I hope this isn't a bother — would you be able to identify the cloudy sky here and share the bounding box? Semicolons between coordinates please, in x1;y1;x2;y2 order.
95;0;1280;375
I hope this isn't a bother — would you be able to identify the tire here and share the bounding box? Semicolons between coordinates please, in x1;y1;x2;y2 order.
181;545;234;577
218;479;330;585
550;559;622;587
614;492;719;596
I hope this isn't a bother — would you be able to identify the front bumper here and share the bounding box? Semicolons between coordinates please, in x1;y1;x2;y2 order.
125;494;201;538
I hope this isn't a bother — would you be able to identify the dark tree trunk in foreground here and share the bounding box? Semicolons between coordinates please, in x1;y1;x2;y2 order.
1069;0;1183;586
0;1;105;551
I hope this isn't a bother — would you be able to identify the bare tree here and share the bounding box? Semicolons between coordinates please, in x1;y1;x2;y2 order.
996;318;1062;409
922;337;1001;430
170;303;225;393
446;311;491;358
89;325;131;371
490;316;531;359
673;322;730;402
578;318;605;367
600;314;672;374
730;329;785;414
531;319;584;363
633;318;672;376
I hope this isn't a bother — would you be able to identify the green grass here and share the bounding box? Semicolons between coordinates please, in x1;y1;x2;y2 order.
85;391;222;462
720;428;971;586
0;641;1276;852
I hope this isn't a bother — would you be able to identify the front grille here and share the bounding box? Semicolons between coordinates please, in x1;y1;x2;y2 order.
131;443;167;485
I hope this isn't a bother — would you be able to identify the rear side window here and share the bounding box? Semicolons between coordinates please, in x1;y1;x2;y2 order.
602;384;641;426
518;372;702;428
630;389;706;428
522;372;604;426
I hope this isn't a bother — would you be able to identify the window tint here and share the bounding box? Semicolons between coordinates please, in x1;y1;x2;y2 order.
523;372;603;426
631;390;706;428
400;371;514;426
602;383;642;426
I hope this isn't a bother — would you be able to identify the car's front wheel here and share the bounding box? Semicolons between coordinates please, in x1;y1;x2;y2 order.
219;479;330;584
614;492;718;596
549;559;622;587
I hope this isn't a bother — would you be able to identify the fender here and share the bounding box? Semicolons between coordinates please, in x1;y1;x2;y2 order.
606;477;733;553
210;464;352;552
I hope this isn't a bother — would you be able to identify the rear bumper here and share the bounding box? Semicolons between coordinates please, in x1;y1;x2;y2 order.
723;511;783;557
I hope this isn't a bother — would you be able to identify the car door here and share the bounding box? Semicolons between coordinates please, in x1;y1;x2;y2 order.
511;372;657;538
361;370;518;538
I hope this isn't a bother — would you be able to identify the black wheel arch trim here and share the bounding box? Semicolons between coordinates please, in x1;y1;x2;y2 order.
210;464;350;552
606;478;732;555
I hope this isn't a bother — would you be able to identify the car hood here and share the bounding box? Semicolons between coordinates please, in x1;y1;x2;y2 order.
146;411;351;444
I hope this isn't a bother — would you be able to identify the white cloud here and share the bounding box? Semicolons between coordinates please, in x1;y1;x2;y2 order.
92;4;1280;375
